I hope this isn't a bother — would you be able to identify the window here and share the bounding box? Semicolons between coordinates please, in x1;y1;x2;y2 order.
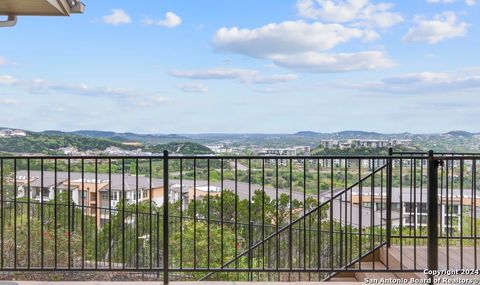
376;202;383;211
363;202;372;208
417;203;427;213
447;205;459;214
404;217;412;224
143;189;149;199
100;192;109;200
404;202;414;213
112;191;118;201
417;215;427;224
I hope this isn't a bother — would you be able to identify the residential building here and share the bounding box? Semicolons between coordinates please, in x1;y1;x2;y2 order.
0;129;27;137
319;139;412;149
16;171;165;225
346;187;479;233
259;146;311;166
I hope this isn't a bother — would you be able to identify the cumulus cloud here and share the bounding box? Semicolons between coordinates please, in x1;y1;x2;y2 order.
177;82;209;93
143;12;182;28
170;68;298;84
213;21;377;57
342;71;480;94
102;9;132;25
269;51;396;73
296;0;404;29
212;21;394;73
403;12;468;44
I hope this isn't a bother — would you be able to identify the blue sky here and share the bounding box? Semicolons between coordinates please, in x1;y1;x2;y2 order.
0;0;479;134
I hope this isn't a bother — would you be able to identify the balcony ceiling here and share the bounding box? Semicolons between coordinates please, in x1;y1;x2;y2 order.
0;0;76;16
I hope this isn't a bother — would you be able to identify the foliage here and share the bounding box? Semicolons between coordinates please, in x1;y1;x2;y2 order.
0;133;213;155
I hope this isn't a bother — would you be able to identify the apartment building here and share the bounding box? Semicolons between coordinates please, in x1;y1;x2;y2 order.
320;139;412;149
207;144;233;154
259;146;311;166
16;171;165;225
15;171;304;224
347;187;478;233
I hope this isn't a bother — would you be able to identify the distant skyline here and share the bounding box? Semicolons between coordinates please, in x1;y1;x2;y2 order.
1;1;479;133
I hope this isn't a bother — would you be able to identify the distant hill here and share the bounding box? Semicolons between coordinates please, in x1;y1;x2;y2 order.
2;127;480;153
145;142;213;155
295;130;398;139
42;130;190;144
444;131;475;138
0;132;130;154
334;130;383;138
294;131;323;136
71;130;190;144
0;130;212;155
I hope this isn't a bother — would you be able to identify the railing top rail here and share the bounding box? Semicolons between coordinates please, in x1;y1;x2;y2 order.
392;151;480;156
0;154;424;160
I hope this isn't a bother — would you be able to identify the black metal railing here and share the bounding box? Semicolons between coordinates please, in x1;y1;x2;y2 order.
0;150;479;283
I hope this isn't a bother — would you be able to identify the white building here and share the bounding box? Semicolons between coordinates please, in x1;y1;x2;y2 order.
0;129;27;137
320;139;412;149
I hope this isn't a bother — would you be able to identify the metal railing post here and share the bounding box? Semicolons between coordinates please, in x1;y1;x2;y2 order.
248;221;253;281
163;150;169;285
386;148;393;247
427;150;439;274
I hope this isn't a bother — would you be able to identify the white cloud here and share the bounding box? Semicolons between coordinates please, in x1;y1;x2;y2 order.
427;0;476;5
403;12;468;44
30;82;146;98
296;0;404;29
0;99;18;105
0;75;157;99
136;96;172;107
343;71;480;94
270;51;396;72
152;97;171;103
213;21;377;58
0;75;17;85
426;0;456;3
102;9;132;26
170;68;298;84
177;82;209;93
143;12;182;28
212;21;394;73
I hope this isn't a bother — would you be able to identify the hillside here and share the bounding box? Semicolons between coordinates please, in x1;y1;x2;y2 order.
43;130;191;144
0;133;131;154
144;142;213;155
2;127;480;154
0;131;212;155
